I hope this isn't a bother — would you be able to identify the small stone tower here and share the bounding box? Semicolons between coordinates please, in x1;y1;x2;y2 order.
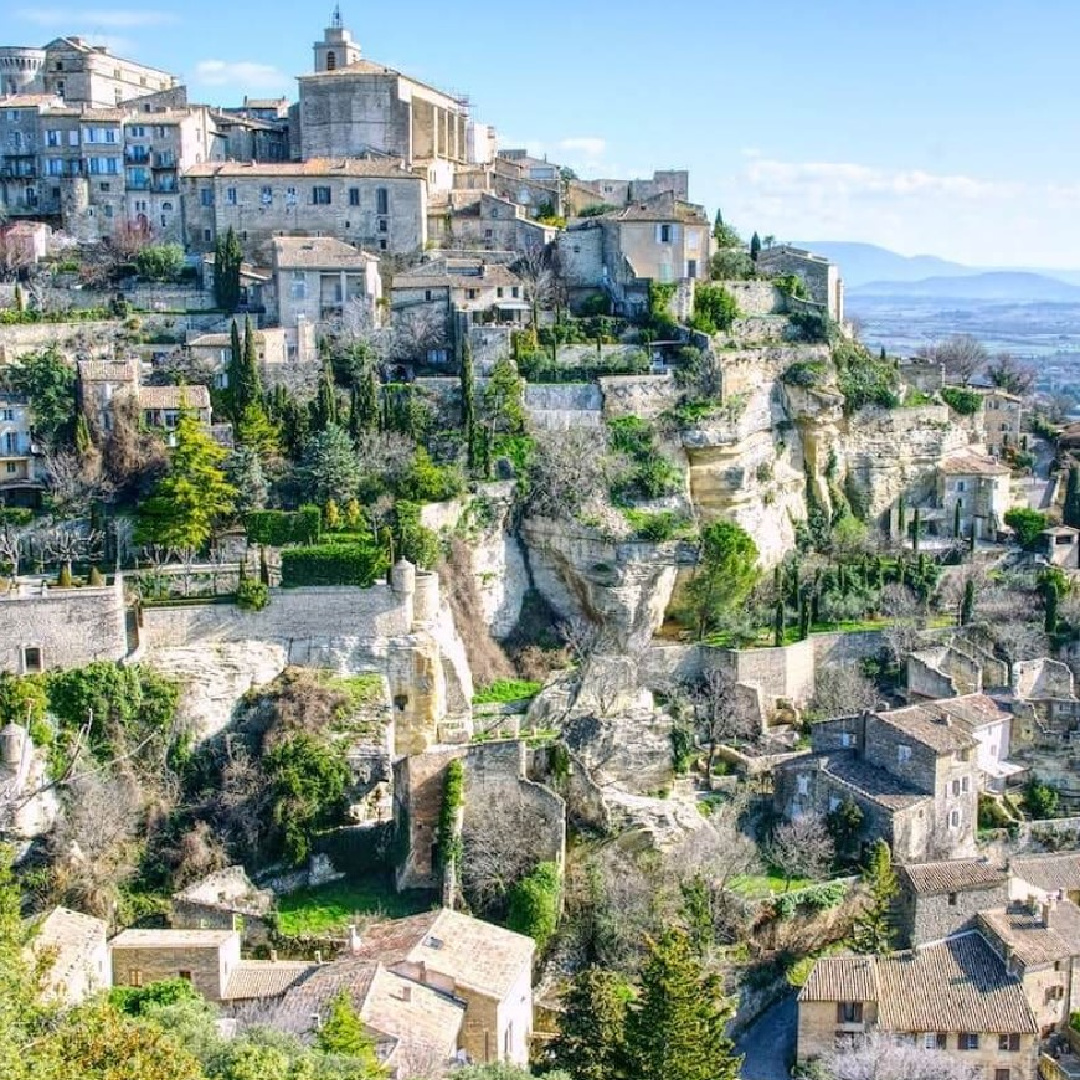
313;7;362;73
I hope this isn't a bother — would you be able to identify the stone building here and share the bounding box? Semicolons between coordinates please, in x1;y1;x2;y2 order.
431;192;556;253
186;325;293;384
797;933;1038;1079
32;37;177;107
756;243;844;323
980;389;1025;456
32;906;110;1004
181;158;427;258
267;234;381;330
582;169;690;207
297;10;469;193
1040;526;1080;570
1010;853;1080;906
77;358;139;434
139;383;212;437
350;907;535;1066
170;866;274;945
558;191;711;315
775;702;980;863
110;927;242;1003
0;47;47;97
936;449;1011;542
897;859;1009;948
0;393;43;503
978;897;1080;1037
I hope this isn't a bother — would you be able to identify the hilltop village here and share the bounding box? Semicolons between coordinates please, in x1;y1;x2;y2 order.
3;13;1080;1080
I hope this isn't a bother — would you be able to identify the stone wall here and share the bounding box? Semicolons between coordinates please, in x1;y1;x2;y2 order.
0;580;128;674
720;280;786;316
599;374;679;421
897;879;1008;948
524;383;603;430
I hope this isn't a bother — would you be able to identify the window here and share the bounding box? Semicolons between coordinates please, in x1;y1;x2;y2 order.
225;187;237;205
23;646;42;674
897;745;911;764
796;774;810;796
949;809;960;828
497;287;504;298
660;224;672;242
129;125;145;138
836;1002;863;1024
956;480;967;493
260;185;272;205
378;219;388;232
379;239;387;251
952;779;961;797
129;969;144;988
376;187;389;215
5;463;16;474
503;1021;513;1060
840;732;854;748
948;892;958;906
178;970;192;983
961;776;969;794
1046;986;1066;1003
104;205;113;218
923;1033;946;1049
466;288;478;300
512;286;520;298
47;157;63;176
203;228;213;242
958;1033;979;1051
995;1071;1010;1080
46;129;61;147
688;258;698;279
998;1034;1020;1052
291;271;306;300
424;290;433;302
326;50;337;70
312;186;331;205
200;186;213;206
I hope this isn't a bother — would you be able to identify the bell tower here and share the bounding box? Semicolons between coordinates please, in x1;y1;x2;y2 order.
313;6;361;73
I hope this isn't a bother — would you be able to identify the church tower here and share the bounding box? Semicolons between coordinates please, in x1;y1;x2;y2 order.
313;6;361;73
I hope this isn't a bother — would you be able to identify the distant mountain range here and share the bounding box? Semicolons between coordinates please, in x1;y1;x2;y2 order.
791;241;1080;299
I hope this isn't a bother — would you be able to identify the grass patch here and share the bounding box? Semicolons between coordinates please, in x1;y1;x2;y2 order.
730;873;813;898
275;875;433;937
473;679;543;705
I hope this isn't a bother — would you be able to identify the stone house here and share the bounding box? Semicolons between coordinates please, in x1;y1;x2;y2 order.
391;257;528;345
267;235;381;330
77;357;139;434
936;449;1012;542
110;927;242;1003
929;694;1018;795
351;907;534;1066
186;325;292;386
558;192;711;315
978;897;1080;1037
583;169;691;207
432;192;556;253
138;383;212;436
897;859;1009;948
33;37;177;107
181;158;427;259
170;866;274;945
1040;527;1080;570
775;703;980;862
797;933;1038;1079
756;243;845;323
32;906;110;1004
267;958;466;1077
1;220;51;264
0;393;42;501
981;389;1025;456
1009;853;1080;906
297;12;468;191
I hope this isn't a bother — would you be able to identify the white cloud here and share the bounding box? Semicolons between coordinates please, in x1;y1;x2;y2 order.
20;9;178;27
193;60;287;91
558;136;607;159
714;156;1080;267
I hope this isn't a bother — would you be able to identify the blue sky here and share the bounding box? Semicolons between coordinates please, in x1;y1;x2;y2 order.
15;2;1080;266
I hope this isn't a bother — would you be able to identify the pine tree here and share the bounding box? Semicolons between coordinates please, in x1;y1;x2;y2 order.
912;505;921;553
135;408;236;553
316;989;384;1076
799;592;811;640
850;840;898;955
550;967;630;1080
960;577;976;627
226;444;269;515
1065;465;1080;529
625;929;742;1080
461;335;476;471
897;495;906;537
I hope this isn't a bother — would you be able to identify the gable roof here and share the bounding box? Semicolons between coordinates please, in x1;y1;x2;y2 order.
900;859;1007;896
392;259;522;291
1010;852;1080;895
110;927;236;949
801;934;1036;1034
817;752;930;813
138;384;211;411
351;908;534;1000
871;704;979;755
940;450;1010;477
183;157;420;181
978;900;1080;968
225;960;316;1001
606;191;708;225
271;235;377;270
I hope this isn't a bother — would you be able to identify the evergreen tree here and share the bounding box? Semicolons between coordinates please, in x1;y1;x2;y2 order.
897;495;906;536
461;335;477;471
1066;465;1080;529
226;444;269;515
226;319;243;417
311;362;338;432
13;282;24;312
624;929;742;1080
74;413;93;457
234;315;263;419
850;840;898;955
302;423;362;504
348;383;361;443
774;599;785;647
550;967;630;1080
749;231;761;263
316;989;384;1075
214;226;243;312
135;408;236;553
357;361;380;435
960;577;976;627
1044;574;1060;633
234;402;279;458
912;505;921;553
954;497;963;540
879;345;886;361
683;520;760;640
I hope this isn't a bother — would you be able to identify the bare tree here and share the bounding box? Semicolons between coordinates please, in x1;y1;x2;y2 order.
670;799;761;894
808;663;881;721
687;668;759;775
0;228;33;282
41;447;113;518
528;425;617;519
916;334;988;386
0;525;25;577
389;305;447;363
768;813;834;889
45;524;102;578
823;1031;979;1080
985;351;1035;397
514;243;560;328
880;584;923;665
560;617;599;665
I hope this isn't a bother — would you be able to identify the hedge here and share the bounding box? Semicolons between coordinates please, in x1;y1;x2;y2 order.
245;505;321;546
280;543;386;588
941;387;982;416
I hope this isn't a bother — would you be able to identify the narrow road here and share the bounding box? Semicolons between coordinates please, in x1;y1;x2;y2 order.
737;992;796;1080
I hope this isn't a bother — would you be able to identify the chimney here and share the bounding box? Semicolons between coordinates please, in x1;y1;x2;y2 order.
400;985;412;1002
1043;895;1058;927
348;924;360;953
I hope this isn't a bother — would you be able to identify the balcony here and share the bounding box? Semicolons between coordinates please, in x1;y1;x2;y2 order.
150;154;176;169
124;148;150;164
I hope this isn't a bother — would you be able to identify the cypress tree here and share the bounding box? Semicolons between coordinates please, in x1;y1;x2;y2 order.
749;231;761;264
348;383;361;443
13;282;24;313
237;315;263;417
897;495;906;536
311;362;337;432
357;362;379;435
799;592;811;640
961;577;976;627
954;497;963;540
227;319;242;419
912;505;921;553
879;345;886;361
550;967;630;1080
774;599;785;647
850;840;898;955
625;928;742;1080
461;335;476;471
1066;465;1080;529
1044;576;1060;633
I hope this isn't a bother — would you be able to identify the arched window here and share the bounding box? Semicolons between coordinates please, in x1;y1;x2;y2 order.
325;50;336;71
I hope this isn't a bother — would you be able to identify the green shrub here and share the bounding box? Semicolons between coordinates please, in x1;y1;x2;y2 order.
1024;777;1060;820
87;566;105;587
782;361;825;388
246;505;321;546
507;861;561;953
834;341;900;413
941;387;982;415
623;509;693;542
437;758;464;870
280;543;386;588
689;284;738;335
109;978;200;1016
397;447;464;504
236;578;270;611
978;793;1012;830
473;679;543;704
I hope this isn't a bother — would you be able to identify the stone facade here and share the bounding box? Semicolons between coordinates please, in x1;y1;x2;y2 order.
34;37;177;107
756;244;844;323
897;861;1010;948
181;159;427;259
109;929;240;1003
981;390;1024;456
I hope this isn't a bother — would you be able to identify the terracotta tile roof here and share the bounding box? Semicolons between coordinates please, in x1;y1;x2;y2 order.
978;900;1080;968
32;907;107;996
225;960;316;1001
188;330;280;348
900;859;1007;896
352;908;533;1000
184;158;420;180
940;450;1010;477
77;358;138;383
138;384;211;410
271;236;377;269
392;259;522;291
872;704;979;755
817;752;930;812
1010;853;1080;895
930;694;1013;732
608;191;708;225
799;955;877;1003
0;95;62;108
875;934;1036;1033
111;927;236;948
